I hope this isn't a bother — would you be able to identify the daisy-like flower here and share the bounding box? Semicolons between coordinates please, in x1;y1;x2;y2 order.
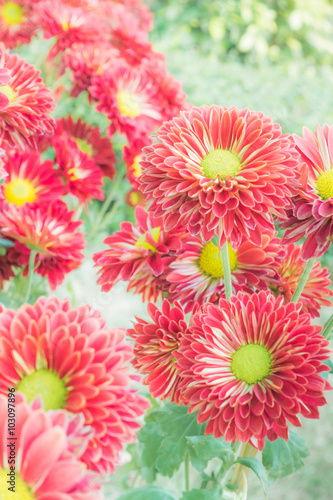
56;116;116;179
90;59;163;142
1;149;63;206
0;47;55;150
167;232;282;312
0;393;102;499
0;0;38;49
176;291;331;450
128;300;187;403
269;243;333;318
37;0;109;59
140;105;299;248
282;125;333;258
0;297;149;474
94;206;187;302
0;201;85;289
53;133;104;205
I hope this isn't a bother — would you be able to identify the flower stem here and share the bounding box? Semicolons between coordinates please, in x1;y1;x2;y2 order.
322;313;333;340
221;242;232;301
291;257;316;303
185;452;190;491
229;442;257;493
24;250;36;303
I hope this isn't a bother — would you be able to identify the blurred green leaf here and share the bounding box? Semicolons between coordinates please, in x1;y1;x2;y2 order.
180;488;221;500
117;486;176;500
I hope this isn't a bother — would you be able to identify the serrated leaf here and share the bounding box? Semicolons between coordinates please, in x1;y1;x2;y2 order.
262;432;309;483
236;457;268;496
138;422;164;482
186;435;233;473
117;486;176;500
180;488;221;500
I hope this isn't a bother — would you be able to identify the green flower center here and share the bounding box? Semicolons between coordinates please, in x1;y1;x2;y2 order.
201;149;241;180
117;91;141;118
199;241;237;278
4;179;36;206
75;138;93;156
1;2;23;25
0;470;35;500
316;169;333;200
17;369;68;411
0;85;15;103
231;344;272;385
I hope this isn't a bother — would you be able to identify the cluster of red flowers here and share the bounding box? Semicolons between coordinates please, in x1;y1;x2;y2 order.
95;104;333;452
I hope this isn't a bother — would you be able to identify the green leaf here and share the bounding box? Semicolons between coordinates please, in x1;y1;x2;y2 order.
117;486;176;500
180;488;221;500
186;435;233;473
138;422;164;482
236;457;268;496
262;432;309;483
0;238;14;247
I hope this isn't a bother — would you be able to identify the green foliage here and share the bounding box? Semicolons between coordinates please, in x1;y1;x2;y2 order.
180;489;221;500
117;485;176;500
186;435;232;473
262;432;310;484
235;457;268;496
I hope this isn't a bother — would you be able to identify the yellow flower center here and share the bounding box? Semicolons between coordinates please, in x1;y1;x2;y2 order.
128;191;139;205
131;155;142;177
62;20;70;30
117;91;141;118
231;344;272;385
201;149;242;180
0;470;35;500
75;138;93;156
17;369;68;411
4;179;36;206
316;169;333;200
1;2;23;25
135;227;161;251
199;241;237;278
0;85;15;103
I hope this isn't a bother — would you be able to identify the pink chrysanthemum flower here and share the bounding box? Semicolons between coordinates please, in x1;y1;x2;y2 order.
128;300;187;403
0;393;102;499
281;125;333;258
0;200;85;289
0;67;10;112
0;297;149;474
140;105;299;248
1;149;63;206
176;291;331;450
0;0;39;49
167;232;282;312
90;60;163;142
37;1;109;59
53;133;104;205
56;116;116;179
0;47;55;150
94;206;187;302
269;243;333;318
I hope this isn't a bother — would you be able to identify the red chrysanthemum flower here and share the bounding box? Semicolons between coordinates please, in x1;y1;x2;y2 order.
37;0;109;59
0;67;10;113
176;291;331;450
1;149;63;206
94;206;187;302
0;393;102;499
0;252;14;287
123;137;149;189
90;59;163;142
53;133;104;205
56;116;116;179
0;46;55;150
128;300;187;403
140;105;299;248
281;125;333;258
167;232;283;312
269;243;333;318
0;200;85;289
0;297;149;474
0;0;39;49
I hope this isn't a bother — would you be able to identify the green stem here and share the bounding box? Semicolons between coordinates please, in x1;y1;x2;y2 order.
229;442;257;493
322;313;333;340
185;453;190;491
221;243;232;301
24;250;36;303
291;257;316;303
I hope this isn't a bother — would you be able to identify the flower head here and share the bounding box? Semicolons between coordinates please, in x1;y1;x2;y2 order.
94;206;187;301
176;291;331;450
0;297;149;474
140;105;299;248
0;0;39;49
281;125;333;258
0;46;55;150
128;300;187;403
